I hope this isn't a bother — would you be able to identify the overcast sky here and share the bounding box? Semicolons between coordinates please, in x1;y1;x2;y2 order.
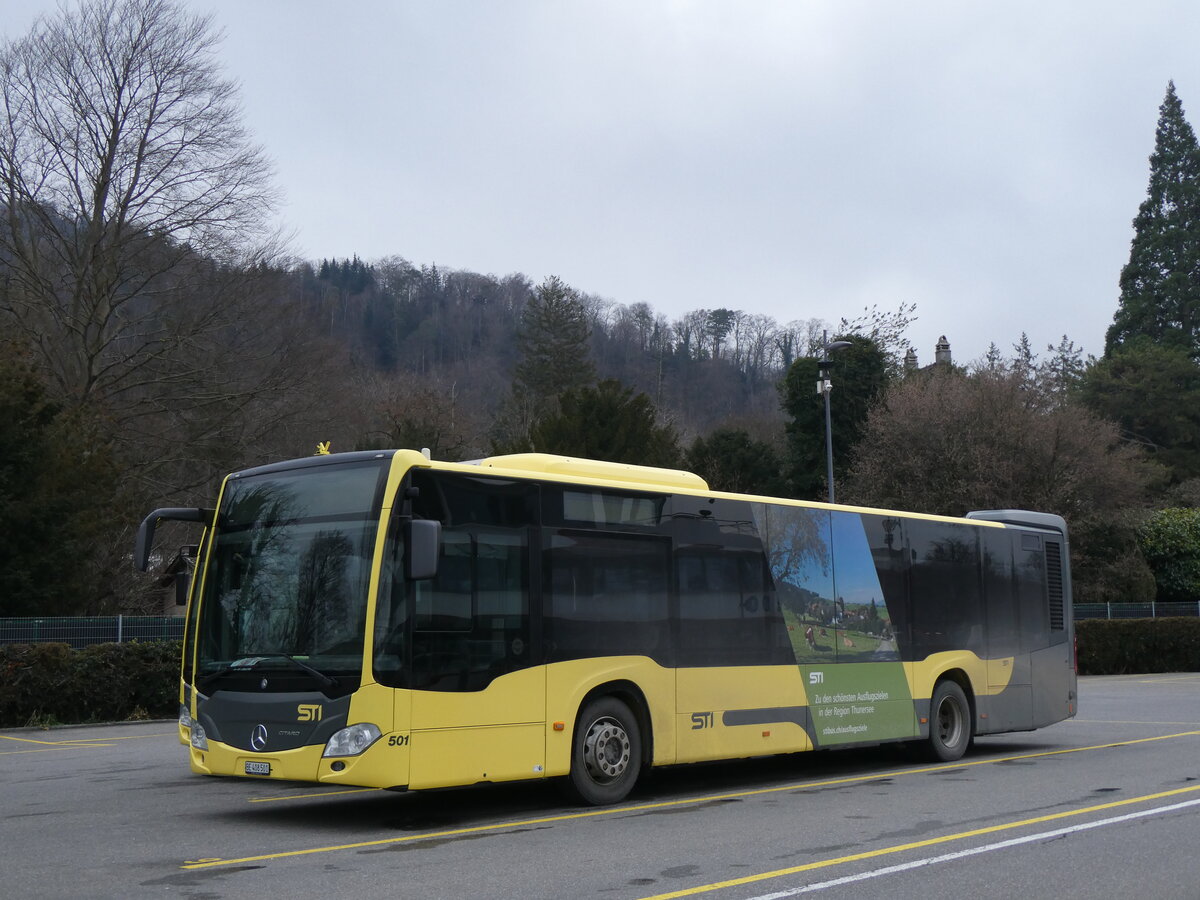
8;1;1200;365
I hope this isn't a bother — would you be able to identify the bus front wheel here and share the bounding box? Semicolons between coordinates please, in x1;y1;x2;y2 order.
927;680;971;762
567;697;642;805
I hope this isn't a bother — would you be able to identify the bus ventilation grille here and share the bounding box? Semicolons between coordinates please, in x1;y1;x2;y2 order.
1046;541;1065;630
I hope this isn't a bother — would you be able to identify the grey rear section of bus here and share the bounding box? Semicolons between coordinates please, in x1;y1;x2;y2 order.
967;510;1075;733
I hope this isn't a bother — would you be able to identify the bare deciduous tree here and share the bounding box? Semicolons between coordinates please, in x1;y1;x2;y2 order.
0;0;338;611
842;368;1156;604
843;368;1148;518
0;0;279;407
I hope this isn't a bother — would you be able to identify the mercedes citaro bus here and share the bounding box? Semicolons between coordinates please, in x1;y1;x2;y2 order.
136;450;1076;805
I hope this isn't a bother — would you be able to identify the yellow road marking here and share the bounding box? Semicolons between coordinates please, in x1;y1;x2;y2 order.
249;788;381;803
0;731;171;755
638;784;1200;900
59;732;174;742
180;730;1200;870
0;734;76;746
0;734;172;748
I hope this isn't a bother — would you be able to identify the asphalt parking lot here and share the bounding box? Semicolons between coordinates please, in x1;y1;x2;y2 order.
2;673;1198;899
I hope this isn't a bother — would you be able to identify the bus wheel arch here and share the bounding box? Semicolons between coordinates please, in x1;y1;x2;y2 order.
926;674;974;762
565;681;651;805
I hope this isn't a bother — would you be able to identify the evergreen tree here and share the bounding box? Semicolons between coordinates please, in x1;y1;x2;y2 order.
1011;332;1037;387
526;379;680;467
1038;335;1087;403
705;308;737;358
1079;338;1200;484
685;428;785;495
779;335;890;500
513;276;596;410
0;344;117;615
984;342;1004;372
1107;82;1200;356
492;275;596;451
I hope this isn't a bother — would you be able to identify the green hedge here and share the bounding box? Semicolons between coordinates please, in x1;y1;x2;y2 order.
2;625;1196;727
0;641;180;728
1076;618;1200;675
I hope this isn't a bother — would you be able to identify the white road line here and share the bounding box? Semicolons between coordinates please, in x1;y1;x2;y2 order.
745;797;1200;899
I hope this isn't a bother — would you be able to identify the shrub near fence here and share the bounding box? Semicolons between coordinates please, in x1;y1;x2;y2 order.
1075;618;1200;675
0;641;181;728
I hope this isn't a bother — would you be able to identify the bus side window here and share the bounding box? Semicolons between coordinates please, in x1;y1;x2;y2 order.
1017;533;1050;653
545;530;671;664
982;530;1018;660
908;520;983;657
411;532;473;690
676;550;781;666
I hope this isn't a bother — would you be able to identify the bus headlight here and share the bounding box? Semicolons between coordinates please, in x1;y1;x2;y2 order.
179;704;193;730
323;723;382;757
190;722;209;751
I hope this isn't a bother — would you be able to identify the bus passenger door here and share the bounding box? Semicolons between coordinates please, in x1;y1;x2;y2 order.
402;473;546;790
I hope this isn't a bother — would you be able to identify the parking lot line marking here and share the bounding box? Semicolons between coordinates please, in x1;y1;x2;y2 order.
0;744;112;755
637;784;1200;900
0;731;170;751
741;796;1200;899
179;730;1200;870
0;735;73;745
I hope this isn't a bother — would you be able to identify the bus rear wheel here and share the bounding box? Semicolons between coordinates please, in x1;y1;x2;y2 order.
927;680;971;762
566;697;642;806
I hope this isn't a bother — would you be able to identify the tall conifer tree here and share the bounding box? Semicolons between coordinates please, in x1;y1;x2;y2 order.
491;275;596;452
513;275;596;410
1107;82;1200;356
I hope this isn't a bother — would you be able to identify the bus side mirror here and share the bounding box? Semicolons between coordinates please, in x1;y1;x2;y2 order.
134;508;213;572
405;519;441;581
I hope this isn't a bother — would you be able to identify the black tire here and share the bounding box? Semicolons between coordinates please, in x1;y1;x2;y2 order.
565;696;642;806
927;680;972;762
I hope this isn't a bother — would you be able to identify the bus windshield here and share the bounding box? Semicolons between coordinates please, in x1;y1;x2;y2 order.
194;459;388;691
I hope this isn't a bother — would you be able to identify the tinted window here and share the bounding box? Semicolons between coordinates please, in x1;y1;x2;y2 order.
1017;536;1049;652
676;549;786;666
376;471;536;692
908;520;983;657
545;530;670;663
196;460;387;692
982;529;1018;658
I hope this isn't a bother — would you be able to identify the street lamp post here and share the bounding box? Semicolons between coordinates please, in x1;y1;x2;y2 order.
817;331;852;505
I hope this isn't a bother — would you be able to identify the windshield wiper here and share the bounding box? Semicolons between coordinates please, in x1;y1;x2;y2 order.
200;654;337;690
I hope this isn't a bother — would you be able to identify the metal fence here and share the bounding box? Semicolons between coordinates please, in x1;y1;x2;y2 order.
1073;602;1200;620
0;616;185;649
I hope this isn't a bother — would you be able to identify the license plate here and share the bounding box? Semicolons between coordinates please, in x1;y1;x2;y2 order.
245;761;271;776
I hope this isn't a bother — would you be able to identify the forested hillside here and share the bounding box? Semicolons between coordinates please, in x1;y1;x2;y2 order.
2;1;1198;616
303;254;865;451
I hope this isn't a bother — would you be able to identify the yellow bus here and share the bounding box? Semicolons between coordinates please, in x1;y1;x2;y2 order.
136;450;1076;805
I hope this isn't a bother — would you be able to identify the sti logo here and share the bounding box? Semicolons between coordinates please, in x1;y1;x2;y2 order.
809;671;825;685
296;704;323;722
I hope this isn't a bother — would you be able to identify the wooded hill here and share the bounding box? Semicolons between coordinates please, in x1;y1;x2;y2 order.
3;1;1199;617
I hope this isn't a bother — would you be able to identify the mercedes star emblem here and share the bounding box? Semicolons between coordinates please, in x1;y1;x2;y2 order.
250;723;269;751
